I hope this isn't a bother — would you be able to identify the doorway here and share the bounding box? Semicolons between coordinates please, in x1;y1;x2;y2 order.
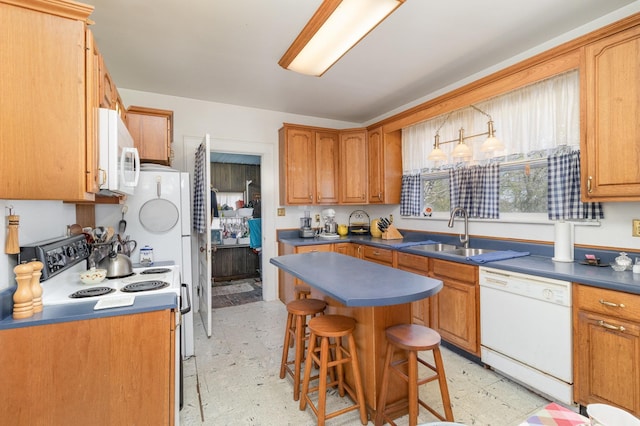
211;152;262;308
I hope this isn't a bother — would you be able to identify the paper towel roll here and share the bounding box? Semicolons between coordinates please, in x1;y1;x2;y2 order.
553;221;574;262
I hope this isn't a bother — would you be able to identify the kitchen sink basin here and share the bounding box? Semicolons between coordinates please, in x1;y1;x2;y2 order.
414;243;460;252
445;248;496;257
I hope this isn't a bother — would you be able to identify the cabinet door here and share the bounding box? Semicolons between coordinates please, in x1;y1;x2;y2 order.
431;259;479;354
367;128;402;204
85;29;101;194
279;126;315;205
0;2;94;201
397;252;431;326
575;310;640;415
126;106;173;165
582;25;640;201
339;130;368;203
315;130;339;204
98;54;116;109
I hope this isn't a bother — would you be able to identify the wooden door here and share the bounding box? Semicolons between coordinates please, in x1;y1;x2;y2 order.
279;125;315;204
575;310;640;414
315;130;339;203
127;106;173;165
339;129;368;204
582;25;640;201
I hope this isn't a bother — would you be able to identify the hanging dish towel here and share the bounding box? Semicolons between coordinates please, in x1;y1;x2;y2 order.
248;218;262;249
467;250;530;263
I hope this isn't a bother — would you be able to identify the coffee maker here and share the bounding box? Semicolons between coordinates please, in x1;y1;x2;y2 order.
299;211;314;238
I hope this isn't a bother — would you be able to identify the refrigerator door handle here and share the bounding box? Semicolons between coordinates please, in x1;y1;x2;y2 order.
180;283;192;315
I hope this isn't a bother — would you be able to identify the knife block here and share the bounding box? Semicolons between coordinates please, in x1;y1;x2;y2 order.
381;224;403;240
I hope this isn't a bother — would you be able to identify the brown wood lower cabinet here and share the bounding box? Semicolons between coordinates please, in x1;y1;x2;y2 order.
573;284;640;415
0;309;175;425
397;252;431;326
213;246;260;280
430;259;479;355
278;242;333;303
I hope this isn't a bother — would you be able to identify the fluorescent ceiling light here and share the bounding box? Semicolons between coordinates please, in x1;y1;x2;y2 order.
278;0;405;77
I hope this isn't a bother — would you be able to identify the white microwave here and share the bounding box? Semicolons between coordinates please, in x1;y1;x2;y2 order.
98;108;140;195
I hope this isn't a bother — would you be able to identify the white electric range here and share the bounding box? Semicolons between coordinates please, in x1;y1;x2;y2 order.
20;235;187;423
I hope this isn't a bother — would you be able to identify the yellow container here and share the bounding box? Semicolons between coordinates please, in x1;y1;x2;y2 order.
370;219;382;237
337;224;348;236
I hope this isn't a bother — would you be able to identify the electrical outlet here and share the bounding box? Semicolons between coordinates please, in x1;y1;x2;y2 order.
633;219;640;237
277;208;285;216
315;214;320;223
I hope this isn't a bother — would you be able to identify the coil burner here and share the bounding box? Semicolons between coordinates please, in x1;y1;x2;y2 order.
140;268;172;275
121;280;169;293
70;287;116;299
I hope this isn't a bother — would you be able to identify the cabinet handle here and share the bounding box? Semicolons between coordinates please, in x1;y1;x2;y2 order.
587;176;593;193
598;320;626;332
309;194;313;201
317;192;321;201
378;192;382;200
599;299;625;308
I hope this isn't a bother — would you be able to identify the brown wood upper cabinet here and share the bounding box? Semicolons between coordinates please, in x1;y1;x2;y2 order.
0;0;98;201
367;127;402;204
339;129;368;204
581;25;640;201
127;106;174;166
279;124;339;205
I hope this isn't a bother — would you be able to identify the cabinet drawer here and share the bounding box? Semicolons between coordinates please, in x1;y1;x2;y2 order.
432;259;476;283
574;284;640;322
397;252;429;274
362;246;393;265
296;244;332;254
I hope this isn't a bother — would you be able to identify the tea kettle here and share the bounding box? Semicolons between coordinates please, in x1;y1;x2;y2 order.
98;242;133;278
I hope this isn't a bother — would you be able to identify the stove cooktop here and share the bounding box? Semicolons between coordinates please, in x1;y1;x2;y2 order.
41;263;180;306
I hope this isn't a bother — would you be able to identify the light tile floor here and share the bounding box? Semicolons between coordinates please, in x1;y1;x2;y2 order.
180;300;555;425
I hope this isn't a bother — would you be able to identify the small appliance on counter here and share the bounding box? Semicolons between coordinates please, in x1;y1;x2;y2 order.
299;211;314;238
318;208;340;240
348;210;370;235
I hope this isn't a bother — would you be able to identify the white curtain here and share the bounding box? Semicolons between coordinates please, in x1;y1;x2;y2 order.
402;70;580;173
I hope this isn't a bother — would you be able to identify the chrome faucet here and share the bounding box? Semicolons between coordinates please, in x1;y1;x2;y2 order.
448;207;469;248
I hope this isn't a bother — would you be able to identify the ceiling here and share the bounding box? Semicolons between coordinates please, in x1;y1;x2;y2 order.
87;0;637;124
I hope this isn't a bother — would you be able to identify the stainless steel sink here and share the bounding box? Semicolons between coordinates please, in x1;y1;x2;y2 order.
445;247;496;257
414;243;460;252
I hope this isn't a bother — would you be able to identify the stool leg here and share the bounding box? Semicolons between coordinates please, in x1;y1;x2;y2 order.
335;336;345;397
280;312;293;379
433;346;454;421
375;343;394;426
300;331;317;411
293;313;305;401
347;333;368;425
317;336;330;426
408;350;418;426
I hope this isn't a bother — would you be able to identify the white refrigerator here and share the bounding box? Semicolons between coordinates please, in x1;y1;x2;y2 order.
96;166;195;358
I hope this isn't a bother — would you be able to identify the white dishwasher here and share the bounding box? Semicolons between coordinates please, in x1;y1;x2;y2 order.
479;266;573;404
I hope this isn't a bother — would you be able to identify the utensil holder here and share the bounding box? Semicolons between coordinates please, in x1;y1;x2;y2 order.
382;224;403;240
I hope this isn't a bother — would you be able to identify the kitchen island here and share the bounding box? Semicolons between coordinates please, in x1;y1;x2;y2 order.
270;251;443;416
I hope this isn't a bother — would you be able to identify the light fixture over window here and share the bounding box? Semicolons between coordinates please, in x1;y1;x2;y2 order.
428;106;504;162
278;0;405;77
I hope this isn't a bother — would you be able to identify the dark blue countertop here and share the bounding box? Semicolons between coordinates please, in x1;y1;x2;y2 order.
0;293;177;330
270;252;443;307
278;229;640;296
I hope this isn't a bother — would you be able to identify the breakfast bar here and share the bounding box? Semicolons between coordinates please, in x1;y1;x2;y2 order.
270;251;443;415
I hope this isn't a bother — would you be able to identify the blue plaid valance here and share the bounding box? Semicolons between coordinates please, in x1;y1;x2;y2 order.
400;174;421;216
449;163;500;219
547;150;603;220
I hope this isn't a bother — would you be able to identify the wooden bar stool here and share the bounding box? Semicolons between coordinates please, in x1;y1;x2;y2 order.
294;284;312;299
375;324;454;426
280;298;327;401
300;314;368;426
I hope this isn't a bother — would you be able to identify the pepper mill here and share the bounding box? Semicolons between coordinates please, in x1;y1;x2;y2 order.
13;263;34;319
28;260;44;313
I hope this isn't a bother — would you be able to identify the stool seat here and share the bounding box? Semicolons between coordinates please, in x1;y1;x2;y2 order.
287;298;326;316
386;324;441;351
301;315;368;426
294;284;312;299
306;314;355;337
280;298;327;401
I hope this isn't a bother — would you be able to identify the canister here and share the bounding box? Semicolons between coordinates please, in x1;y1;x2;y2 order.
140;245;154;266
